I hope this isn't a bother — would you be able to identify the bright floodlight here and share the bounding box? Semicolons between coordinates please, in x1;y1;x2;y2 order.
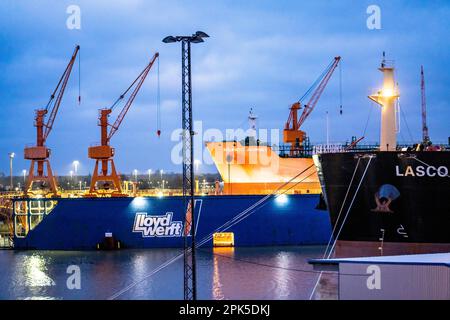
190;36;204;44
162;36;177;43
195;31;209;38
9;152;15;158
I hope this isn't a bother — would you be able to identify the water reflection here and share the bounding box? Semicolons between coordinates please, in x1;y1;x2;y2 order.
0;246;329;300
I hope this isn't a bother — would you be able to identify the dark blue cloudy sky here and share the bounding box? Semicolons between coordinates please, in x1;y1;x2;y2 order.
0;0;449;175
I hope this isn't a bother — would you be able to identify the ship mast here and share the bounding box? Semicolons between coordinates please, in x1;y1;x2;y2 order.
368;52;399;151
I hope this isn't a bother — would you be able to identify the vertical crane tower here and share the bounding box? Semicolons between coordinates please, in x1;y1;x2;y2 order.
87;52;159;197
24;45;80;196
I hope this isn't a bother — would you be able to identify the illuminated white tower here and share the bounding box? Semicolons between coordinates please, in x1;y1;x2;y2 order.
248;108;258;140
369;53;399;151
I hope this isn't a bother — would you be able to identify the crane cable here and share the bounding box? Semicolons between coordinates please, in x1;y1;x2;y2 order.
298;59;335;104
78;47;81;105
339;60;343;115
156;54;161;137
109;60;151;111
309;155;374;300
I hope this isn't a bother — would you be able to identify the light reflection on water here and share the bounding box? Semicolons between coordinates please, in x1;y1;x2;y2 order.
0;246;329;300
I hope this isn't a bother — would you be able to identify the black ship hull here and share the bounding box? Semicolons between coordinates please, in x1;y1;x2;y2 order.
314;151;450;257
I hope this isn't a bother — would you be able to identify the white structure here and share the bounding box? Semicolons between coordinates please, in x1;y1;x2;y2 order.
369;55;399;151
248;108;258;140
311;253;450;300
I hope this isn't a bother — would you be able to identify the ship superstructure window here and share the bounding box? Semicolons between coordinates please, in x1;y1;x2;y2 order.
30;200;45;215
45;200;57;215
14;200;58;237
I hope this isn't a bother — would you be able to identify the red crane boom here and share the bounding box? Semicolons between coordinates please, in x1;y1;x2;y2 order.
87;52;159;197
24;45;80;196
283;56;341;155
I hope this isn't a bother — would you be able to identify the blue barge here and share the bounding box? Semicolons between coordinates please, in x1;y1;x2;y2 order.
12;194;331;250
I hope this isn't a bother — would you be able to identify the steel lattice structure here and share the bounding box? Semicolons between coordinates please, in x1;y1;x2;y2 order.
163;31;208;301
181;39;196;300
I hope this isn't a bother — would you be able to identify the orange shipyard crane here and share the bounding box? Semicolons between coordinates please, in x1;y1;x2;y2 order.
283;56;341;155
87;52;159;197
421;65;430;144
24;45;80;196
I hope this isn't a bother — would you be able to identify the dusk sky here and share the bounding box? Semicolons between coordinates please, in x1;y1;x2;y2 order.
0;0;449;176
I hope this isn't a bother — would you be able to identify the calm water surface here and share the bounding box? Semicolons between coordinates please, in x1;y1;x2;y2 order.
0;246;331;300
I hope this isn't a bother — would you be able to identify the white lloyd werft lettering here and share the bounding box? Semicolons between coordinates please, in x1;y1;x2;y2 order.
133;212;183;237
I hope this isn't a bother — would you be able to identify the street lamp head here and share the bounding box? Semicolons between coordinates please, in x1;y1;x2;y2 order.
190;36;204;44
162;36;177;43
195;31;209;38
9;152;15;159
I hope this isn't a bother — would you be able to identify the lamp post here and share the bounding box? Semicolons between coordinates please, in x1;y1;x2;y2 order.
73;160;79;175
22;169;27;184
163;31;209;301
133;169;138;183
8;152;15;191
147;169;152;182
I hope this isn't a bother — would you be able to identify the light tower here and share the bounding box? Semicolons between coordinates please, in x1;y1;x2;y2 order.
369;53;399;151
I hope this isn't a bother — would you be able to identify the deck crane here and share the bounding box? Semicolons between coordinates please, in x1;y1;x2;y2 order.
24;45;80;196
87;52;159;197
421;65;430;144
283;56;341;155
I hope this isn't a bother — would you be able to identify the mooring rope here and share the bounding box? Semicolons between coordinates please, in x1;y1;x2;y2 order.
308;155;373;300
322;156;361;259
108;163;317;299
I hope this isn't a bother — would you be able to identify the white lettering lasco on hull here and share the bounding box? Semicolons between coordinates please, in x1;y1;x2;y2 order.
133;212;183;237
395;165;448;177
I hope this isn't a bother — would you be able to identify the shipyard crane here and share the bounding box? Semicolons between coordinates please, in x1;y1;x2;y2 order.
24;45;80;196
87;52;159;197
421;65;430;144
283;56;341;155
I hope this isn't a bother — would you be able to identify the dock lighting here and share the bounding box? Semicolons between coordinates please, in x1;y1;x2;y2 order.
8;152;15;191
194;159;200;171
275;194;289;206
162;31;208;44
147;169;152;181
73;160;80;175
381;88;395;97
22;169;27;183
133;169;138;182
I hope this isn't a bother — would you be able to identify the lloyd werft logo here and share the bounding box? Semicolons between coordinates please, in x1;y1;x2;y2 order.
133;212;183;237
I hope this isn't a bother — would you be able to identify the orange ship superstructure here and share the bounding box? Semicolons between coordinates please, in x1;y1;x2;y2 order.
206;141;320;195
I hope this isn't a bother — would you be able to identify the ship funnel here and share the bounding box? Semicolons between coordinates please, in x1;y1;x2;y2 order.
368;55;399;151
